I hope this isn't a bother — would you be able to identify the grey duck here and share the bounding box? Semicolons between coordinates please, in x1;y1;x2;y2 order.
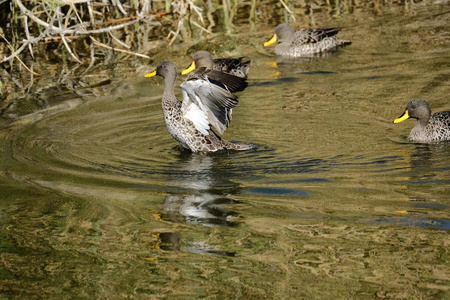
394;99;450;143
145;61;253;152
182;50;251;79
263;24;351;57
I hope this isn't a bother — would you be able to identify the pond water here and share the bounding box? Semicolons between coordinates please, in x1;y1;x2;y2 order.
1;2;450;299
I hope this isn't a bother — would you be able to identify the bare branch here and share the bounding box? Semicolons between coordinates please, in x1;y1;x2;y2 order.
14;0;150;36
0;32;44;65
90;36;150;59
23;15;34;59
0;33;41;75
109;31;131;49
61;35;83;63
279;0;296;22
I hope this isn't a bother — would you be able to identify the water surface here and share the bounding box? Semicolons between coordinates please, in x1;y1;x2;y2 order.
1;2;449;299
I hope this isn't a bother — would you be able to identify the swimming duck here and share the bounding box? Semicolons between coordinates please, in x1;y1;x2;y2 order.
263;24;351;57
182;50;251;79
394;99;450;143
145;61;253;152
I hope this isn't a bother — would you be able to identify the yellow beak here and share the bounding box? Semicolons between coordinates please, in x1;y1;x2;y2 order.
263;33;278;47
394;110;410;124
181;61;196;75
144;70;157;78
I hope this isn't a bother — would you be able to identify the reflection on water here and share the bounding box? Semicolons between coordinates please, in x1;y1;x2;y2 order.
365;217;450;230
1;1;450;298
163;154;240;228
153;154;242;256
387;144;450;227
157;154;240;256
163;193;239;226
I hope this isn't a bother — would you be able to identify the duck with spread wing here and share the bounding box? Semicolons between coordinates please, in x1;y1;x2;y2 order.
145;61;253;152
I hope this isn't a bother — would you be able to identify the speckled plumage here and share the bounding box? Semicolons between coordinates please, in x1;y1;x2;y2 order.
264;24;351;57
183;51;251;79
394;99;450;143
211;57;251;79
146;61;253;152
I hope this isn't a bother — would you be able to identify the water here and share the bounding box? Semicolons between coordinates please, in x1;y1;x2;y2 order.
1;2;450;299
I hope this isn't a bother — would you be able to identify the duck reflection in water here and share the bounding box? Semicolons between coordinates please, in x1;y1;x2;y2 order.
391;144;450;225
154;153;240;256
162;153;240;227
408;144;450;186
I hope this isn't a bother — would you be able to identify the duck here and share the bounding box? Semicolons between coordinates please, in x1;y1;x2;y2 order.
183;63;248;94
394;99;450;143
144;61;253;152
182;50;251;79
263;24;351;57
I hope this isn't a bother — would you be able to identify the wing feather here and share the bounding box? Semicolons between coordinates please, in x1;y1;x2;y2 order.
180;76;239;135
293;28;341;45
181;86;210;135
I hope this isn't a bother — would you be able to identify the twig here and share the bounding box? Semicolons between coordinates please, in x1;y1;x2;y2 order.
56;4;83;63
90;36;150;59
23;15;34;58
97;13;171;26
14;0;150;36
0;32;41;64
109;31;131;49
279;0;296;22
86;0;95;26
17;35;84;44
15;0;73;35
61;34;83;63
169;0;189;45
112;0;127;16
187;0;205;26
84;43;96;74
191;20;212;34
0;33;41;75
69;2;86;30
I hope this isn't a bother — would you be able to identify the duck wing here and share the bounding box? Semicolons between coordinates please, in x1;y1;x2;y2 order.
293;28;341;45
180;72;239;135
188;67;248;93
213;58;252;78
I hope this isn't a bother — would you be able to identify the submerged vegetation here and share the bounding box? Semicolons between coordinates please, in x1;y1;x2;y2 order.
0;0;428;116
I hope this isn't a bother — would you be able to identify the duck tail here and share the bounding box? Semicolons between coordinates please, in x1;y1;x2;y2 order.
336;39;352;47
223;140;255;151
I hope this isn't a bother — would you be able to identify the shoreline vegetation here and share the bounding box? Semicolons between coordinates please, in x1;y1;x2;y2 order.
0;0;424;118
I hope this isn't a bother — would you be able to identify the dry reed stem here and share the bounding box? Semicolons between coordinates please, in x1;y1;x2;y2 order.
0;32;41;75
279;0;296;22
90;36;151;59
9;0;164;69
6;0;322;72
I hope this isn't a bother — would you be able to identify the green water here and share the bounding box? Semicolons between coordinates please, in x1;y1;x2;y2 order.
1;2;449;299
